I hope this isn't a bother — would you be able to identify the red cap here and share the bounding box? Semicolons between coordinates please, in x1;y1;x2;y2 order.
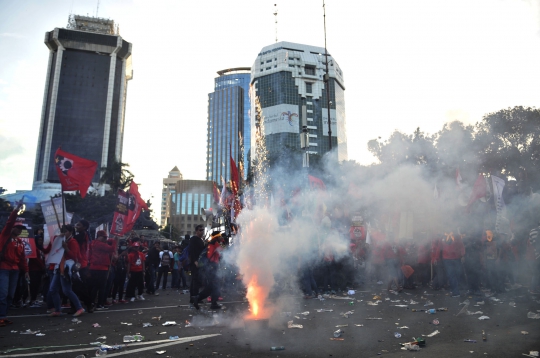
132;242;140;247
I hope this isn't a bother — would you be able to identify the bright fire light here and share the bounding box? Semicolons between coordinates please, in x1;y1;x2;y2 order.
246;276;262;317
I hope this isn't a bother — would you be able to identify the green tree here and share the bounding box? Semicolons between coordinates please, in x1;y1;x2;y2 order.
160;223;181;241
99;160;134;193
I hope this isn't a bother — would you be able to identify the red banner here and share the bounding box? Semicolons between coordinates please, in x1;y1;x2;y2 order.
110;189;129;236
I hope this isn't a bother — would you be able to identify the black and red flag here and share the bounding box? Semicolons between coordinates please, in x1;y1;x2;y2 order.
124;181;148;234
54;148;98;198
230;144;240;196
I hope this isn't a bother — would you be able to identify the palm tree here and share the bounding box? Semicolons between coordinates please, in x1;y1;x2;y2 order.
99;160;134;193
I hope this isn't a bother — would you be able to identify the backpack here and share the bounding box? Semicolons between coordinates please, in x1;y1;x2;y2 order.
178;245;190;270
161;251;171;266
197;247;209;269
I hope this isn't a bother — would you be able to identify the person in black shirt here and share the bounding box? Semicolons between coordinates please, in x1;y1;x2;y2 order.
189;225;206;305
145;242;161;295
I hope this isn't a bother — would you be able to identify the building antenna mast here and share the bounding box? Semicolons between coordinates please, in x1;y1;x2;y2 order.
273;4;278;43
96;0;100;17
323;0;332;150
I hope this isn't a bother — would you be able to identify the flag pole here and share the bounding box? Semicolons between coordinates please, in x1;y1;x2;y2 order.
61;188;66;227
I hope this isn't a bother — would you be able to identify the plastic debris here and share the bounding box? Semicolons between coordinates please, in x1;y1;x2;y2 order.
509;301;516;307
143;323;153;328
185;320;193;327
409;300;419;305
354;324;364;327
394;305;409;308
460;299;470;306
366;317;382;320
152;316;162;321
401;343;421;351
426;309;436;314
527;351;539;357
336;324;348;328
169;336;179;340
270;346;285;351
120;322;132;326
297;311;309;316
72;318;82;324
348;290;355;295
424;301;434;306
36;333;45;336
20;329;39;334
478;316;490;320
287;321;303;329
457;303;470;316
527;312;540;319
466;311;484;315
92;323;101;328
316;309;333;313
97;336;107;340
333;329;343;337
394;332;402;338
123;335;144;343
294;316;301;319
317;295;325;301
489;297;501;302
397;326;409;329
158;332;167;335
464;339;477;343
390;299;401;303
162;321;177;326
521;331;529;335
367;301;380;306
341;310;354;318
432;319;440;325
156;351;166;355
427;330;440;337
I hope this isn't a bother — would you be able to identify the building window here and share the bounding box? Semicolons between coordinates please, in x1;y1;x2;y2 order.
266;60;272;63
306;82;312;93
181;194;186;214
266;67;271;70
305;66;316;76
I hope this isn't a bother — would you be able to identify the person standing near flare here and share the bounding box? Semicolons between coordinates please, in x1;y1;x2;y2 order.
88;231;116;310
192;231;224;310
0;203;28;326
72;220;92;312
189;225;206;305
436;230;465;298
126;242;145;302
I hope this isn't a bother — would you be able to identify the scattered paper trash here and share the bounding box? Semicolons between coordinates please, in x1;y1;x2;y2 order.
297;311;309;316
409;300;419;305
401;343;420;351
97;336;107;340
424;301;434;306
478;316;490;320
341;311;354;318
528;351;539;357
354;324;364;327
521;331;529;335
162;321;177;326
394;332;402;338
394;305;409;308
427;330;440;337
335;324;348;328
20;329;39;335
92;323;101;328
169;336;179;340
121;322;132;326
152;316;162;321
156;350;166;355
143;323;153;327
348;290;355;295
72;318;82;324
36;333;45;336
287;320;303;329
316;309;333;312
158;332;167;335
527;312;540;319
398;326;409;329
467;311;484;315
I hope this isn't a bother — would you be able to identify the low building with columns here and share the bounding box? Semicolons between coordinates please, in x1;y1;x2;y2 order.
33;15;132;192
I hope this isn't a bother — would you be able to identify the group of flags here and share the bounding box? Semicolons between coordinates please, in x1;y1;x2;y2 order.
54;148;146;237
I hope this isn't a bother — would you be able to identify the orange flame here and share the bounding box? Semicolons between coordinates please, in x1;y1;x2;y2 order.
246;275;270;319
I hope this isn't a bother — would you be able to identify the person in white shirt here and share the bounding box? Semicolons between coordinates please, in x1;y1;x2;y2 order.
156;245;174;290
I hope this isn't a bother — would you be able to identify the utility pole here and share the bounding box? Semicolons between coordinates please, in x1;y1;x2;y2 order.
323;0;332;150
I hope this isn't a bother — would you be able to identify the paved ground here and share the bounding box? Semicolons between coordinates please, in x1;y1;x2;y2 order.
1;285;539;358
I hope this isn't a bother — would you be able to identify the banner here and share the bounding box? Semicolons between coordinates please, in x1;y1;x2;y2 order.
40;197;70;239
20;237;37;259
45;236;64;265
321;108;337;137
54;148;98;198
110;189;129;236
491;176;506;232
260;104;300;135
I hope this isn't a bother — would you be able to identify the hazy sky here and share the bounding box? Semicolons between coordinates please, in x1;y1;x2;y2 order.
1;0;540;209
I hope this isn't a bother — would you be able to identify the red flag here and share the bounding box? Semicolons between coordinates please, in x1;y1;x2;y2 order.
467;174;487;209
54;148;97;198
213;182;221;204
308;175;326;191
123;181;148;234
230;144;239;195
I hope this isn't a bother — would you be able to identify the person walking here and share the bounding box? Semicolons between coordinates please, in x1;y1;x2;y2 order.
126;243;145;302
88;231;116;310
0;203;28;326
145;242;161;295
48;225;85;317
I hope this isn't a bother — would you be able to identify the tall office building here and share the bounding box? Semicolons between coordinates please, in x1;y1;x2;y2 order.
33;15;133;189
250;41;347;166
169;180;214;237
161;166;183;227
206;68;251;184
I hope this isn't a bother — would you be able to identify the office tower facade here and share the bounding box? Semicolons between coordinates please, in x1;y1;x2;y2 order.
250;41;347;166
33;15;133;188
206;68;251;184
161;166;183;227
169;180;214;237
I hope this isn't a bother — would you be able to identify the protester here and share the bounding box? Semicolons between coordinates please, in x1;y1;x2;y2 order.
189;225;206;306
436;231;465;298
0;203;28;325
28;234;46;307
192;231;224;310
48;225;85;317
527;221;540;294
383;233;403;292
171;246;184;289
145;242;161;295
483;229;502;294
126;242;145;302
88;230;116;311
156;245;174;290
72;220;92;312
463;230;483;296
112;247;129;303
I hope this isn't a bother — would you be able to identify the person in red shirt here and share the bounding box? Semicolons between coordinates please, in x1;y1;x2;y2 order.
48;225;85;317
0;203;28;326
28;233;47;308
88;231;116;311
434;231;465;297
416;238;431;288
126;242;145;302
383;234;405;292
73;220;92;312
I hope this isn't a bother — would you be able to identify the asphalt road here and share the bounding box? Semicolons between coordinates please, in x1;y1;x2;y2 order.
1;284;539;358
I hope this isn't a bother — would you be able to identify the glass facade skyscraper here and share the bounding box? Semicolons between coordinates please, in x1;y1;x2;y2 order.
250;41;347;167
206;68;251;183
33;15;132;188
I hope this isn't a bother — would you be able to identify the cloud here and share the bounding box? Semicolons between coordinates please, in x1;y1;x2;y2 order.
0;33;26;39
0;135;25;161
0;79;7;86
